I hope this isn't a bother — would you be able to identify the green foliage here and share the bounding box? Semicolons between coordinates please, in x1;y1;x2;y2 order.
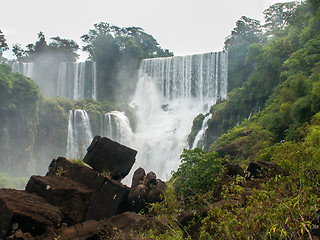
202;176;320;239
173;148;222;197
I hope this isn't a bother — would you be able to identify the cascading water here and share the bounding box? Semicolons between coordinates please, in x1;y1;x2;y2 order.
129;51;228;180
6;61;34;78
66;109;93;160
57;62;97;100
101;111;133;145
191;113;212;150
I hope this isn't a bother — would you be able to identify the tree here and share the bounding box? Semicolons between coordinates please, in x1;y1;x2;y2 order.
0;30;9;58
224;16;263;50
81;22;173;102
263;2;298;34
12;44;25;59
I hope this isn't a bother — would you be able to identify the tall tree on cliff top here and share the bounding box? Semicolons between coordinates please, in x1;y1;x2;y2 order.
263;2;298;35
0;30;9;59
224;16;263;91
224;16;263;50
81;22;172;102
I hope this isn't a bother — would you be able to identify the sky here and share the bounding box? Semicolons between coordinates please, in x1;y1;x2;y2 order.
1;0;292;60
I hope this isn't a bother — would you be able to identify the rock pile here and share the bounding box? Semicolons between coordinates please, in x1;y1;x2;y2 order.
0;136;167;240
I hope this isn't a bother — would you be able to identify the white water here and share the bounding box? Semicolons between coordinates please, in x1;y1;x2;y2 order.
57;62;97;100
128;51;228;180
101;111;133;145
66;109;93;160
191;113;213;150
6;61;34;78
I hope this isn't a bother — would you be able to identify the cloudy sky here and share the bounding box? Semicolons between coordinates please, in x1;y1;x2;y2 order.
1;0;291;60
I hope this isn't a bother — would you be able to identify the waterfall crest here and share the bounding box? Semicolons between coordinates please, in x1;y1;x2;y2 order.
57;62;97;100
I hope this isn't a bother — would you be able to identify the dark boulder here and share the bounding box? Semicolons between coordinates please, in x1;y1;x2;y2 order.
246;160;289;179
46;157;106;192
146;179;167;203
86;178;130;221
83;136;137;181
128;168;167;213
0;189;63;239
41;220;108;240
26;175;92;225
131;167;146;187
222;161;245;177
101;212;165;239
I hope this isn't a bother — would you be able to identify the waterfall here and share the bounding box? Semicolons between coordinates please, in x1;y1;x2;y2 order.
191;114;212;150
101;111;133;145
57;62;97;100
129;51;228;180
66;109;93;160
6;61;34;78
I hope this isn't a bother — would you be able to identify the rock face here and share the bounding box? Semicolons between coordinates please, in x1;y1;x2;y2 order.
0;189;63;239
128;168;167;213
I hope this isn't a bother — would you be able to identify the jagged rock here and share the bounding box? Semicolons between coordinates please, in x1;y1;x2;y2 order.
245;160;289;179
86;178;130;221
128;168;167;213
222;161;245;177
83;136;137;181
26;175;92;225
46;157;106;192
0;189;63;240
41;220;108;240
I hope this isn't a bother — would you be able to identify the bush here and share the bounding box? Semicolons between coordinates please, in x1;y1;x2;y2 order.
172;148;222;197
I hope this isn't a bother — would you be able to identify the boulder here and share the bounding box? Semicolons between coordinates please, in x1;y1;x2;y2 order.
146;179;167;203
131;167;146;187
128;168;167;212
101;212;165;239
46;157;106;192
245;160;289;179
83;136;137;181
26;175;92;224
41;220;108;240
222;161;245;177
86;178;130;221
0;189;63;239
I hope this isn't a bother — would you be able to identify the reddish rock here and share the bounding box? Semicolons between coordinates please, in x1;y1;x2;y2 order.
83;136;137;181
0;189;63;239
26;175;92;224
